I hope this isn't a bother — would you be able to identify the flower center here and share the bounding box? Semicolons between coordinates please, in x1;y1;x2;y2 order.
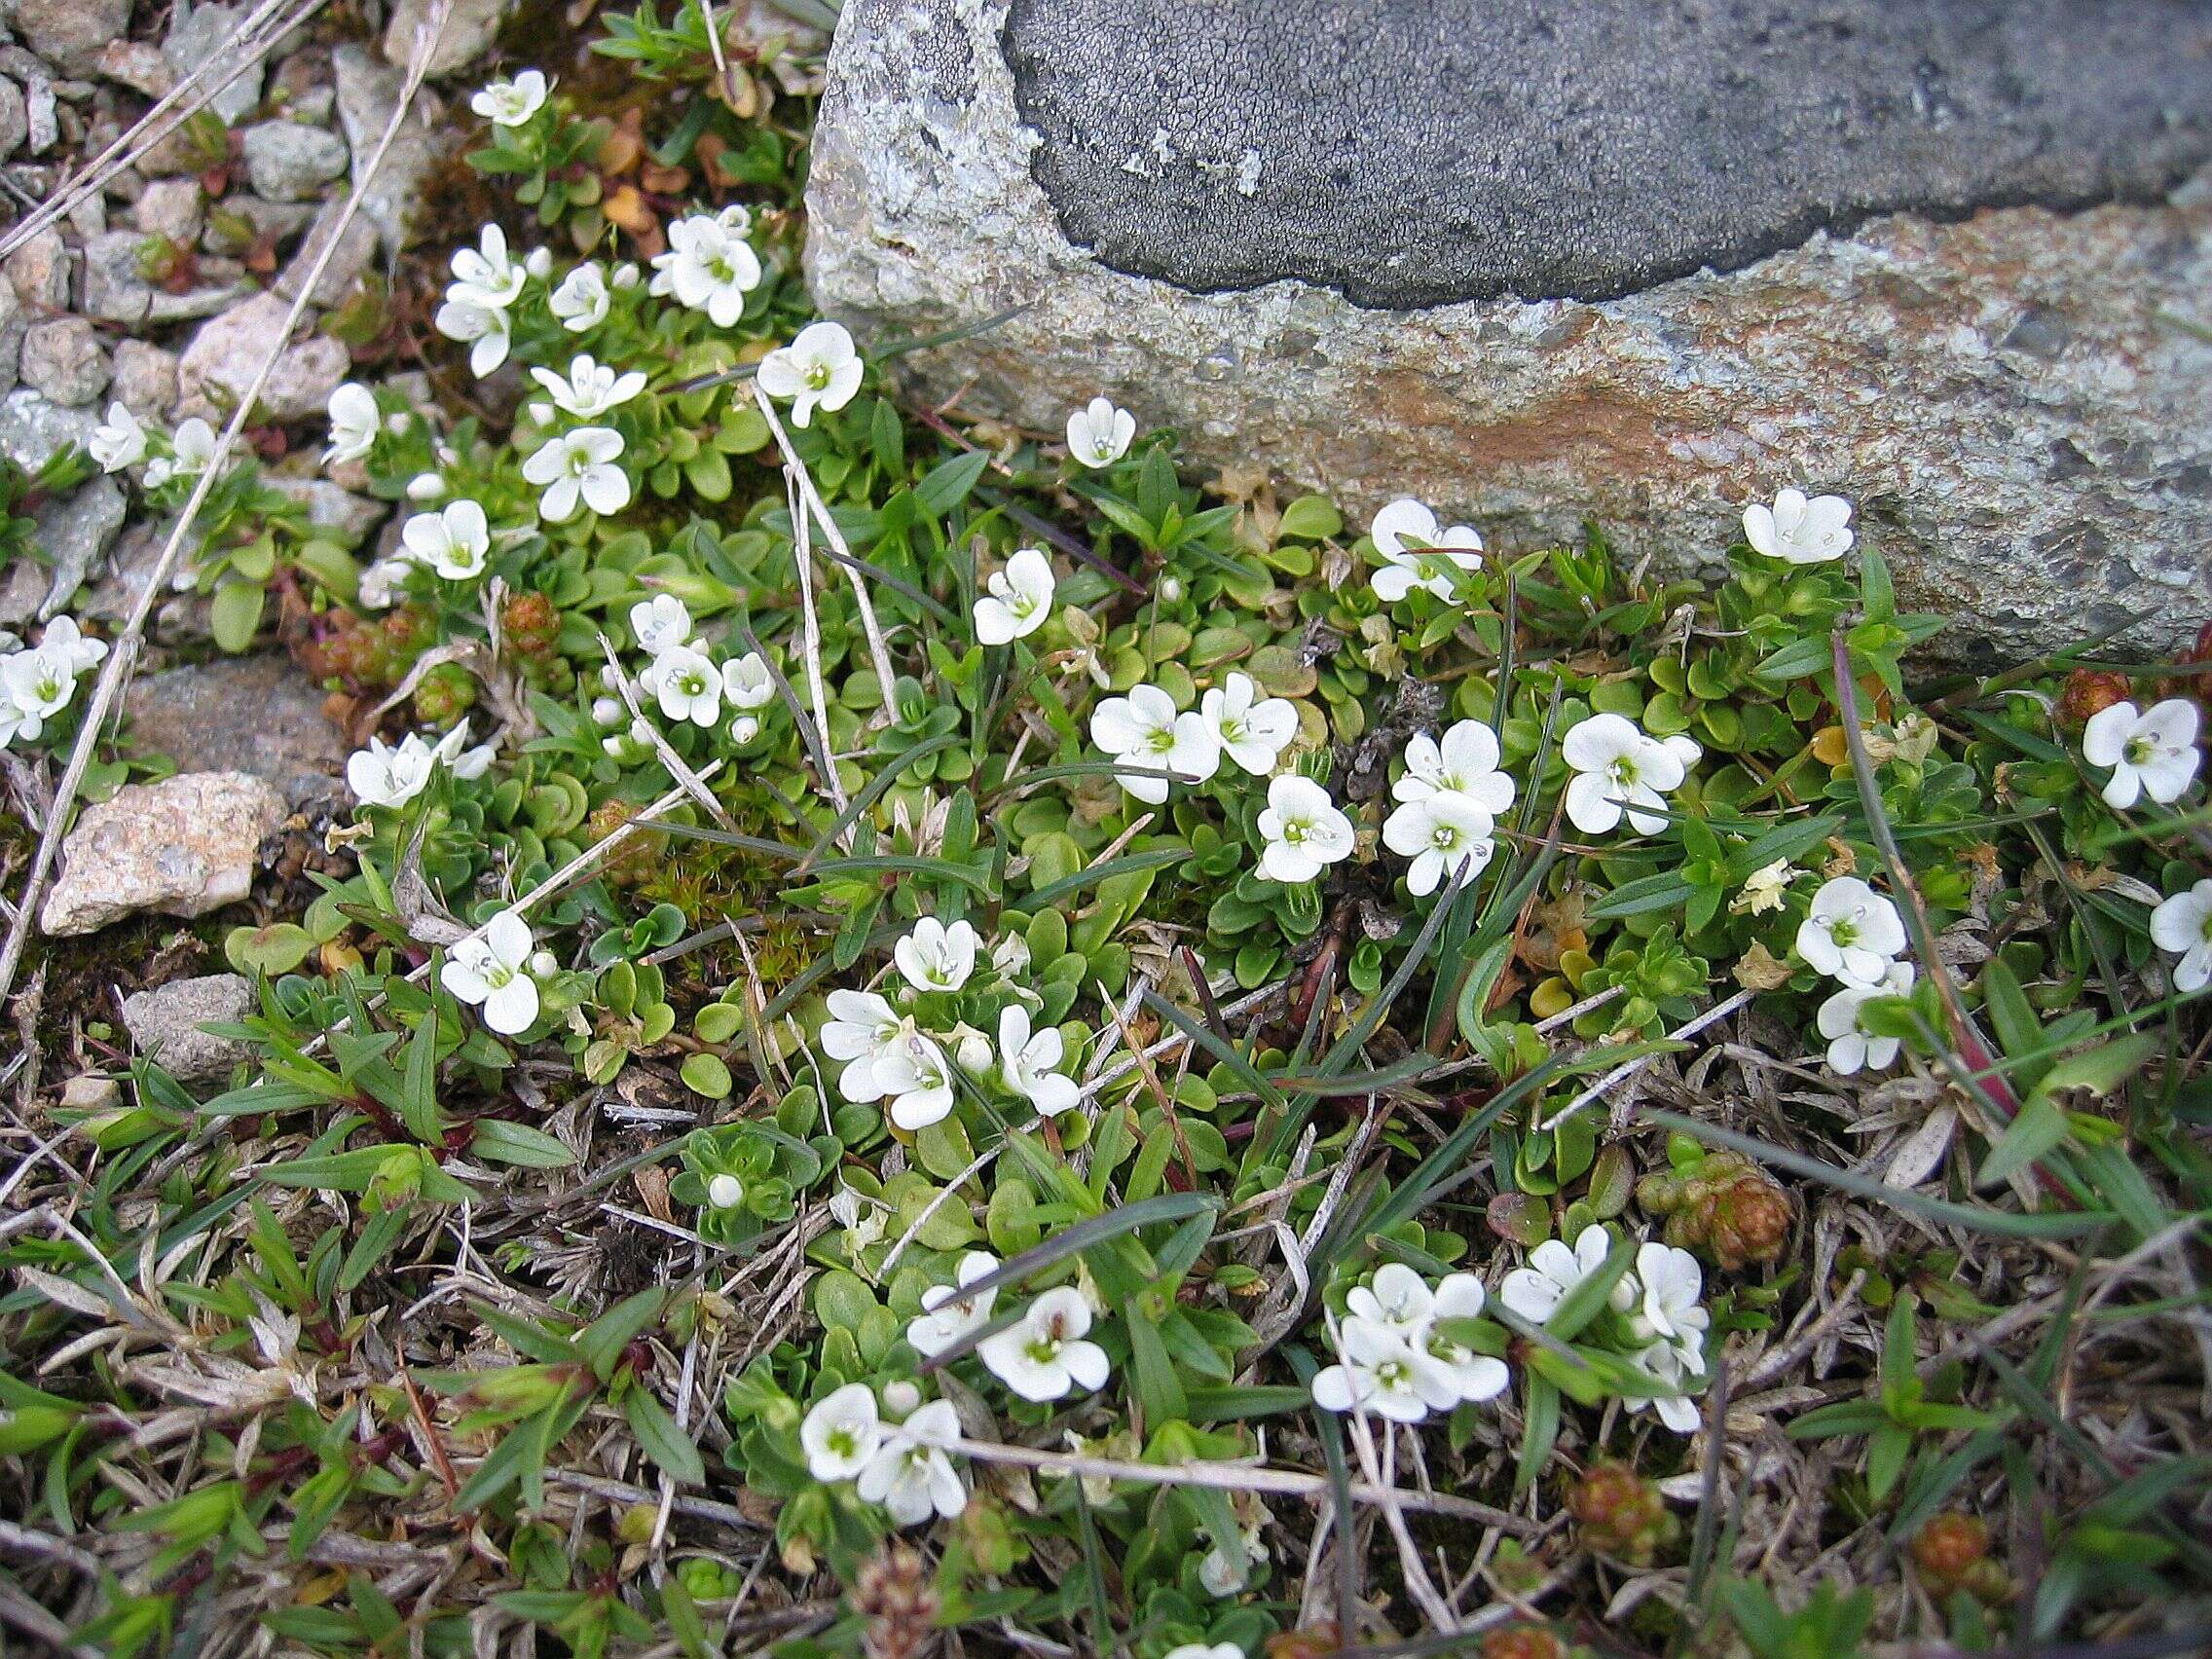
1282;820;1309;845
1430;824;1456;850
1144;727;1175;755
2124;734;2155;765
484;961;516;990
1608;757;1639;788
804;361;831;389
827;1426;857;1457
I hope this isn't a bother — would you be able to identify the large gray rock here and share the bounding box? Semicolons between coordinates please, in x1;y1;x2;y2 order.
383;0;514;77
121;974;256;1084
165;2;264;126
125;652;349;807
333;44;451;257
175;292;350;424
808;0;2212;657
2;0;133;76
240;121;350;203
40;771;287;937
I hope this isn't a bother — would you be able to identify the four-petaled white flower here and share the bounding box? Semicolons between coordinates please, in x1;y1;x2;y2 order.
1743;488;1854;565
1310;1316;1453;1423
89;401;147;472
906;1250;1001;1357
1561;713;1693;835
399;498;492;582
1498;1224;1637;1326
2151;879;2212;995
647;645;722;727
1345;1262;1436;1339
1369;498;1483;604
974;546;1055;645
881;1032;956;1130
450;223;527;310
1796;875;1907;985
822;989;911;1103
35;616;107;676
757;321;865;428
549;262;610;332
470;69;549;128
799;1382;881;1481
629;594;692;657
1817;959;1915;1075
1256;775;1354;884
2083;698;2200;811
648;214;762;328
323;384;379;466
144;417;217;488
1395;720;1515;815
440;910;541;1035
857;1398;967;1526
1200;671;1297;776
895;916;979;994
0;643;86;746
1631;1243;1711;1351
347;733;436;809
706;1172;744;1209
978;1286;1111;1402
433;293;512;378
997;1003;1078;1116
1090;683;1219;803
1382;790;1495;897
522;425;630;522
532;354;646;419
1065;396;1135;468
721;652;774;741
1626;1338;1705;1434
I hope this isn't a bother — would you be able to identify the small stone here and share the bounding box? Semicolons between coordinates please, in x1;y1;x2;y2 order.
19;317;110;408
41;772;287;937
176;292;350;423
60;1074;121;1112
110;339;179;419
80;229;155;326
165;1;263;125
383;0;513;76
0;282;20;395
240;121;350;202
0;387;96;471
264;475;387;543
0;76;25;164
3;0;133;76
21;478;126;621
203;196;313;257
332;44;448;255
121;974;257;1084
126;652;350;806
134;177;204;244
21;72;55;156
6;227;68;311
276;196;378;306
98;40;178;99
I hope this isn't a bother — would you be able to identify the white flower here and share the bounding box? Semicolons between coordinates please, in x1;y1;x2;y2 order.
549;261;611;332
648;214;761;328
1345;1262;1435;1339
1382;790;1495;897
2083;698;2200;811
1415;1272;1509;1405
399;498;492;582
531;354;647;419
433;293;511;378
1626;1339;1705;1434
522;425;630;523
977;1286;1111;1402
320;384;379;467
997;1004;1077;1116
1561;712;1689;835
1309;1316;1452;1423
1256;775;1354;884
2151;879;2212;994
906;1250;1001;1357
357;558;408;610
647;645;722;727
1065;396;1135;467
1631;1243;1710;1350
706;1172;744;1209
1163;1646;1244;1659
757;321;865;428
721;652;774;740
895;916;979;995
822;989;908;1101
1817;959;1916;1075
428;719;495;781
973;546;1055;645
143;417;217;489
470;68;548;128
991;933;1031;977
1200;671;1297;776
35;617;106;676
1395;720;1515;814
1369;498;1482;604
440;910;541;1035
880;1032;955;1131
0;646;81;745
1731;857;1799;917
450;223;527;310
857;1398;966;1526
89;401;147;472
347;733;435;809
1743;488;1854;565
1090;683;1219;804
629;594;692;657
799;1382;881;1482
1796;875;1907;985
1498;1224;1637;1326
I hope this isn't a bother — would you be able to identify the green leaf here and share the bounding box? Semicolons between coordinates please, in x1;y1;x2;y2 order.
576;1289;663;1382
470;1120;578;1169
1974;1095;2070;1190
915;450;990;516
622;1385;705;1487
209;579;265;652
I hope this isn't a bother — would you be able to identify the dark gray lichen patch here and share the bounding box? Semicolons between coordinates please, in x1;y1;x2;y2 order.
1002;0;2212;309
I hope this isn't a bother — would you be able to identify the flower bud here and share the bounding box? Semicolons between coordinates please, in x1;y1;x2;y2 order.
405;472;446;501
706;1173;744;1209
525;246;553;278
529;950;557;977
881;1379;921;1418
592;696;624;726
1569;1461;1677;1566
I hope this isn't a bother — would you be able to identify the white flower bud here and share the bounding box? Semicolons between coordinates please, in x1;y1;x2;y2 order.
527;400;554;426
1159;575;1184;604
529;949;558;977
405;472;446;501
881;1379;921;1418
707;1173;744;1208
611;262;640;289
591;695;624;726
525;246;553;279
